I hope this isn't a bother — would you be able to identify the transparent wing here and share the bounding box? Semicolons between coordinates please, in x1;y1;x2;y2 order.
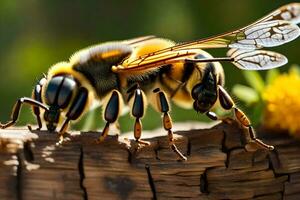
164;3;300;51
255;3;300;24
114;50;201;72
227;20;299;49
122;35;157;47
227;49;287;70
113;47;288;72
113;3;300;73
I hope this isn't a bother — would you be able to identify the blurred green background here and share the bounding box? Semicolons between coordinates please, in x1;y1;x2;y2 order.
0;0;299;131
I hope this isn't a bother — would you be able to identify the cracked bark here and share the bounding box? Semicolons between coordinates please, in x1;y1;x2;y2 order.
0;121;300;200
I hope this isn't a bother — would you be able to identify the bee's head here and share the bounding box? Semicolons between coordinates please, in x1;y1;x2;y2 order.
192;83;217;113
44;106;60;132
191;64;218;113
43;75;78;132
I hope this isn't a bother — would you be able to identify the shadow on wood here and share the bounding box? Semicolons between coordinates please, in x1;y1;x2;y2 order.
0;121;300;200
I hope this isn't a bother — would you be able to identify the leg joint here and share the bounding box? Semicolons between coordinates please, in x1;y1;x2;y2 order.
218;86;234;110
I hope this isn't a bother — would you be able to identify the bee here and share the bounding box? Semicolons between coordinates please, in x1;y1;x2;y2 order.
1;3;300;160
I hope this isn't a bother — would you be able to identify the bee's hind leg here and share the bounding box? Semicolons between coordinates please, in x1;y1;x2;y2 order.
214;85;274;151
153;88;187;160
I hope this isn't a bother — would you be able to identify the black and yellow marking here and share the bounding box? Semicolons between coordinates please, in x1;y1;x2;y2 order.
71;43;132;98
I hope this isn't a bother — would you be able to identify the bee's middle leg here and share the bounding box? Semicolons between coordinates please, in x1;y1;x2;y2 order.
129;87;150;146
153;88;187;160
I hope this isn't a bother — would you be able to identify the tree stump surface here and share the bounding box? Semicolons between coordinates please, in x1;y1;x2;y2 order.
0;121;300;200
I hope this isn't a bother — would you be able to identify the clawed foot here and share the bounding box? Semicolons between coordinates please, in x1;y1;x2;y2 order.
131;139;150;151
56;135;65;146
136;139;150;146
170;143;187;161
96;134;120;144
96;135;106;143
0;122;9;129
245;139;274;152
27;124;41;132
221;117;234;124
245;126;274;152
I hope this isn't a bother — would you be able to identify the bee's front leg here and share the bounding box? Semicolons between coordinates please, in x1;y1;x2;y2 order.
214;85;274;151
57;87;89;145
29;76;48;131
56;119;70;145
0;97;48;129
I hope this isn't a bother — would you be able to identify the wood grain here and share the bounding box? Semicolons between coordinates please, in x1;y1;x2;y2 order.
0;121;300;200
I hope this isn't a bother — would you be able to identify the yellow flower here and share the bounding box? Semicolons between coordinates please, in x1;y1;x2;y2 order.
262;69;300;136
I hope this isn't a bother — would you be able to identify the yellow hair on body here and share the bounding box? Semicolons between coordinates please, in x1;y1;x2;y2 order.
121;38;175;76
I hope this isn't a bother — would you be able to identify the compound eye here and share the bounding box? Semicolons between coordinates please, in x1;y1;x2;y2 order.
57;77;77;108
45;76;77;108
45;76;64;105
191;83;204;100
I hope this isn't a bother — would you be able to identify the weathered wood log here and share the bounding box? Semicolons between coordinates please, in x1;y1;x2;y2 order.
0;121;300;200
